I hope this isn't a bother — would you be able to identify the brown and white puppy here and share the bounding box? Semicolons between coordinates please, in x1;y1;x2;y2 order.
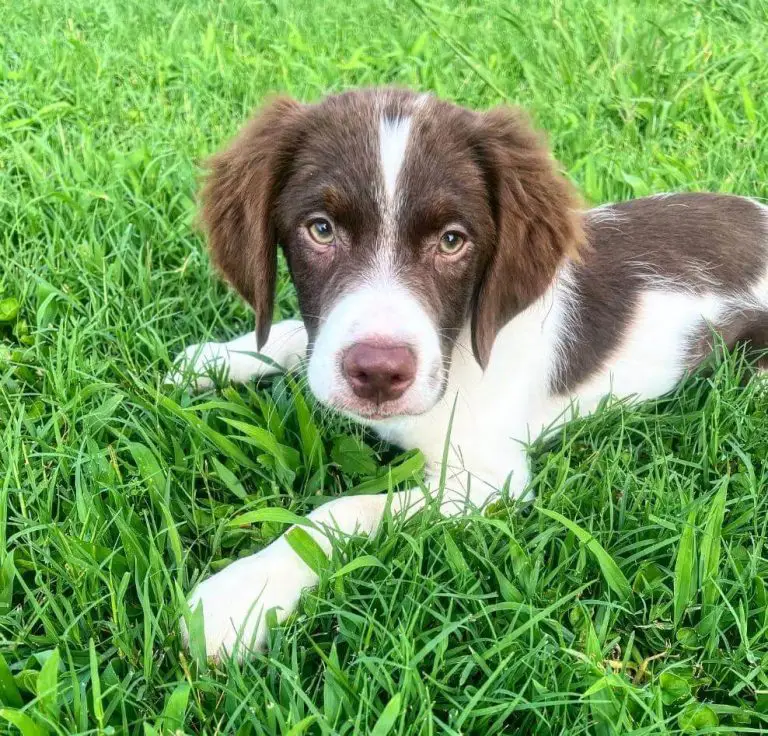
170;88;768;659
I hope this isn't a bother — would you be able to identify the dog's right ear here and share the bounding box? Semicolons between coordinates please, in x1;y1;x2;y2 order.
200;97;305;348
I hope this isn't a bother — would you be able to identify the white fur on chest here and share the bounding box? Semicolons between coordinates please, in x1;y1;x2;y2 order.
369;269;571;489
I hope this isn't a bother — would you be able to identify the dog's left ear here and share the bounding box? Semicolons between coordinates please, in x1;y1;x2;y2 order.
470;106;585;368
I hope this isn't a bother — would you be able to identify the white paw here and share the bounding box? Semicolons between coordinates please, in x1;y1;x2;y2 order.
165;341;230;391
165;321;307;392
182;539;317;660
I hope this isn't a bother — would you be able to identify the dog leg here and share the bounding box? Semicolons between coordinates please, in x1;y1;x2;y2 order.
166;320;307;390
181;455;528;662
182;490;426;661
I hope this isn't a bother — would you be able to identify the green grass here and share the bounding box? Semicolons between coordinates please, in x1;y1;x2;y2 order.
2;0;768;732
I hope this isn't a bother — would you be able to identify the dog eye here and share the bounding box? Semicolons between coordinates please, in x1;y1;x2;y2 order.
307;218;335;245
438;231;466;255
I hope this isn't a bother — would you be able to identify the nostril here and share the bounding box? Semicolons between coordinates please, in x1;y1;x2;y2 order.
390;373;411;388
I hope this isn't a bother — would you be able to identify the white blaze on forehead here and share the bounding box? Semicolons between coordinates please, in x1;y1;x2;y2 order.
378;115;412;206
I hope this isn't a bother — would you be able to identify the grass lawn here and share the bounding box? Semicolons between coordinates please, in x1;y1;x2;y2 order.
2;0;768;732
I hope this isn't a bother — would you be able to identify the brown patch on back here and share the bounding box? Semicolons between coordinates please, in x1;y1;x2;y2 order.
550;193;768;394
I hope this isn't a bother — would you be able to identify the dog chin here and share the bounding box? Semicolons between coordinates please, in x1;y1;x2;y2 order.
325;394;439;423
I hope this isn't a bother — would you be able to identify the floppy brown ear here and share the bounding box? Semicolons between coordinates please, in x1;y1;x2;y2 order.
200;97;305;348
471;106;585;368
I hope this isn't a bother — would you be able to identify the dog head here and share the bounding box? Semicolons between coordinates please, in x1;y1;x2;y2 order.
201;88;584;421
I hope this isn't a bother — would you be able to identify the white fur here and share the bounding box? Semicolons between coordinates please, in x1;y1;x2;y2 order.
372;266;575;502
165;319;307;390
305;111;442;420
586;203;626;226
753;262;768;302
379;116;411;206
182;493;423;657
306;280;443;419
373;114;413;277
556;290;723;415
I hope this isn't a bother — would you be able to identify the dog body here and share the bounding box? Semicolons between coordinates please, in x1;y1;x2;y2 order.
172;89;768;658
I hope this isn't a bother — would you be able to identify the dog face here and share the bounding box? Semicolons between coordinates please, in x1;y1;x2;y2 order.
201;89;583;421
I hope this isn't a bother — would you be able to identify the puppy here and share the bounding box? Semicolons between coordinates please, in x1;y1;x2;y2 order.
171;88;768;659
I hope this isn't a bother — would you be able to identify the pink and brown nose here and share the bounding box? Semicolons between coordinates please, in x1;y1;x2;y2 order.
342;343;417;403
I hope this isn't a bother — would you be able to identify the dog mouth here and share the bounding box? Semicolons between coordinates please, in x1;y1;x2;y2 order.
345;401;428;420
328;397;433;422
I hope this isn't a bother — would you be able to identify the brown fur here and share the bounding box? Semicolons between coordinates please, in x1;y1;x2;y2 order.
200;96;306;348
551;194;768;393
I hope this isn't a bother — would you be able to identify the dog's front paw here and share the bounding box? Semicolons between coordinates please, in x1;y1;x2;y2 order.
165;341;230;391
166;322;308;392
182;539;317;661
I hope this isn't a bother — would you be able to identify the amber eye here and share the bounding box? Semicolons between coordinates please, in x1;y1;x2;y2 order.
438;230;466;255
307;218;335;246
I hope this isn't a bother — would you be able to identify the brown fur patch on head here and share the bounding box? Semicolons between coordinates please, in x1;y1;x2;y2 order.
199;96;306;348
469;106;586;367
199;90;585;374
